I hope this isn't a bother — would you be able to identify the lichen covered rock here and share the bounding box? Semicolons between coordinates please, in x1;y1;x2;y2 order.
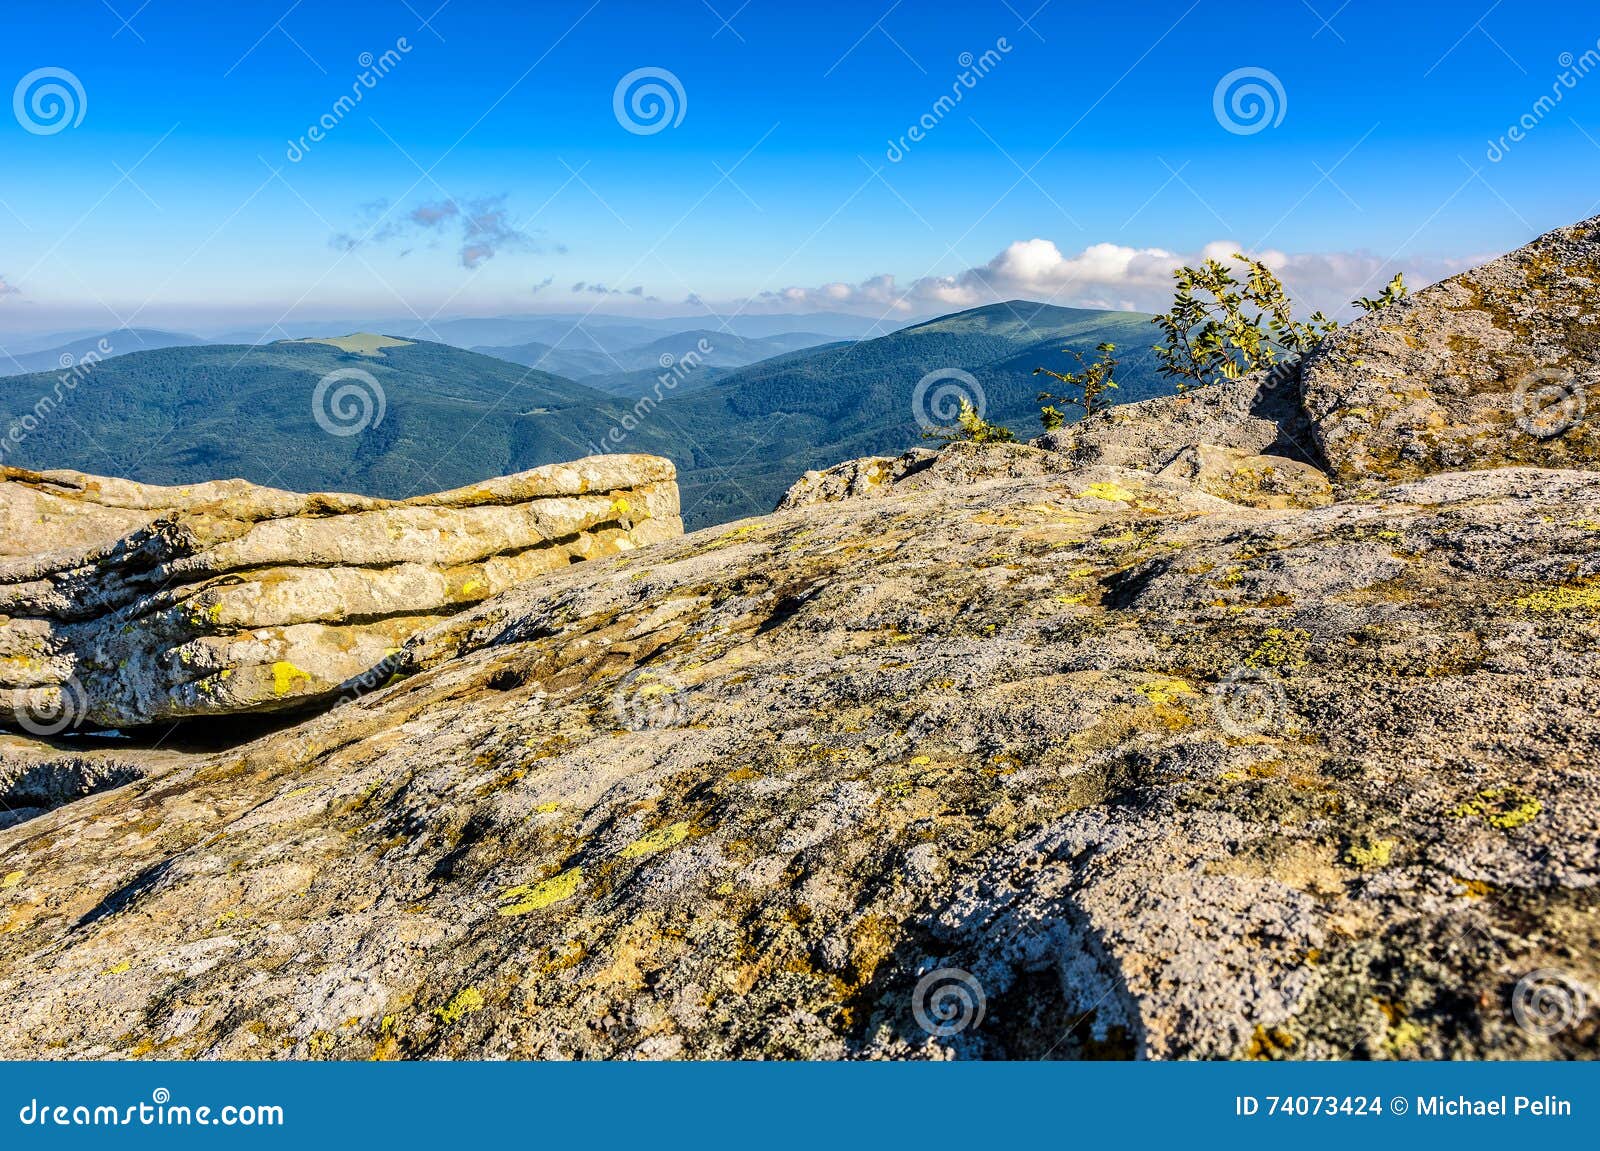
0;457;1594;1059
1302;214;1600;486
0;457;682;728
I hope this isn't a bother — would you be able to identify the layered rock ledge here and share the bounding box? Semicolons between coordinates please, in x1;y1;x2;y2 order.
0;456;682;729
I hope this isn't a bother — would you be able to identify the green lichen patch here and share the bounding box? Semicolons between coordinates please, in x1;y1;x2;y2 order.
1449;786;1542;831
498;867;584;915
433;987;484;1025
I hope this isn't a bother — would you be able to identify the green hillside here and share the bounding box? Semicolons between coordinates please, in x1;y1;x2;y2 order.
473;328;836;396
661;302;1164;525
0;303;1169;529
0;337;691;500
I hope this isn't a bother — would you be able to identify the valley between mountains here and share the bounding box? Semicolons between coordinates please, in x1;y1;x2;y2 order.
0;302;1157;529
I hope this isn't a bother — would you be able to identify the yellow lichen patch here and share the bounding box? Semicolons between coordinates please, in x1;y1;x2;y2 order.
1099;530;1141;549
1449;786;1541;830
620;821;693;859
1575;519;1600;532
1246;1024;1298;1060
608;497;632;518
1137;678;1196;706
908;755;931;766
498;866;583;915
102;960;132;976
714;524;761;546
1342;837;1396;869
1080;481;1139;503
533;801;560;814
271;661;312;696
459;578;486;597
1055;593;1088;605
433;987;484;1025
1375;999;1425;1056
1515;581;1600;613
1;871;23;889
1246;628;1310;670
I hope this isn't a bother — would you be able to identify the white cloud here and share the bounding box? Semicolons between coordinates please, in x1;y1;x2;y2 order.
764;238;1480;318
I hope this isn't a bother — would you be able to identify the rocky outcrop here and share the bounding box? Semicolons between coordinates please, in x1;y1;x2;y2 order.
783;428;1330;513
0;455;1594;1059
1036;368;1323;472
1302;213;1600;486
0;457;682;729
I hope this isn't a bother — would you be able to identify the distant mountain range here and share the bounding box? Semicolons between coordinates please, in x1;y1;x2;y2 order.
472;329;837;395
0;302;1168;528
191;309;902;351
0;338;692;501
0;328;203;377
659;301;1163;524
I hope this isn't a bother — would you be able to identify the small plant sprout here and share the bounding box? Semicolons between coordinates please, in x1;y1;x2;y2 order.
1034;342;1120;429
1354;273;1409;314
922;397;1016;445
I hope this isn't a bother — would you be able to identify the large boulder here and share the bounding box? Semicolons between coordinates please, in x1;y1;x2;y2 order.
0;456;681;729
782;435;1331;513
1302;214;1600;487
1035;368;1323;472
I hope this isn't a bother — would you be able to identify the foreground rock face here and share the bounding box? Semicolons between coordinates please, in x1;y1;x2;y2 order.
1302;213;1600;486
0;452;1594;1059
0;458;681;729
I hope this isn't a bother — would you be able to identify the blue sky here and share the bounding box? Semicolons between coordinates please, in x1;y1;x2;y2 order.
1;0;1598;336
